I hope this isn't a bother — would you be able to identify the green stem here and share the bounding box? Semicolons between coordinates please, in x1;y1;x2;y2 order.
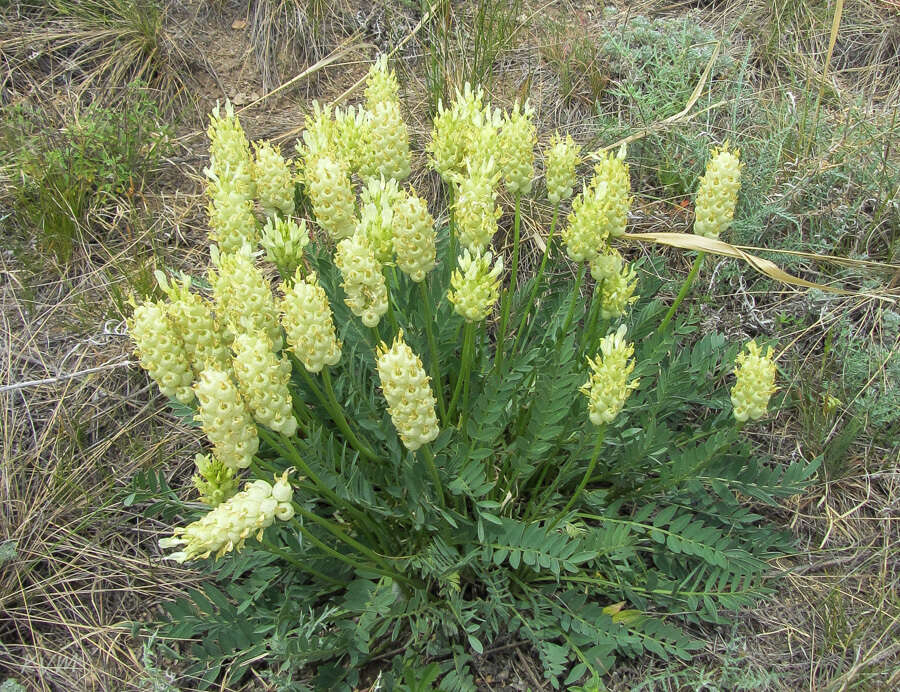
657;251;704;334
386;290;400;334
580;282;602;354
562;263;586;336
319;367;379;463
547;427;605;530
447;184;458;261
420;279;447;423
370;326;382;349
496;194;521;370
419;443;445;505
447;321;475;426
293;502;413;584
514;203;559;356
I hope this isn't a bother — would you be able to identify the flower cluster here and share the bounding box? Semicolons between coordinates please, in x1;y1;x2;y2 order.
392;188;436;282
192;453;239;507
361;100;411;182
590;249;638;320
453;157;501;253
499;101;536;196
307;155;356;241
448;249;503;322
280;271;342;373
581;325;639;425
194;363;259;470
694;143;742;240
128;300;195;405
206;167;258;252
260;216;309;277
357;177;401;263
334;233;388;328
232;332;297;436
429;84;500;181
159;474;294;563
206;100;254;200
545;132;580;205
376;332;439;451
730;340;777;422
253;141;296;218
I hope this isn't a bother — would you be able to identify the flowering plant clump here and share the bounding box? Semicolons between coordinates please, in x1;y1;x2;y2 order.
128;59;812;690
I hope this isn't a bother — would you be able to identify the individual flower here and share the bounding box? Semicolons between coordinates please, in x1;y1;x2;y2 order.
730;340;777;422
589;250;638;320
364;55;400;108
159;473;294;563
232;332;297;436
280;270;342;373
307;155;356;241
206;166;258;253
392;188;436;282
357;176;401;263
447;249;503;322
192;453;239;507
334;233;389;328
453;157;501;253
128;299;195;404
581;324;639;425
206;100;255;201
360;99;411;182
545;132;581;205
260;216;309;277
253;141;296;218
376;331;439;451
157;272;230;375
499;100;536;196
194;363;259;471
694;142;742;240
209;246;282;351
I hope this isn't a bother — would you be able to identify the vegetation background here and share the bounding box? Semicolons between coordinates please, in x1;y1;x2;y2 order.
0;0;897;689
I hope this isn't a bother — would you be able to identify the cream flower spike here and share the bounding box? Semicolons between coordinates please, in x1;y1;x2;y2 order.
357;176;401;263
545;132;581;206
499;100;536;196
453;156;502;253
308;155;356;241
192;453;239;507
206;100;255;201
232;332;297;437
360;99;411;183
376;331;440;451
280;270;342;373
392;187;437;283
159;472;294;563
128;299;195;405
581;325;639;425
448;248;503;322
253;141;296;218
365;55;400;108
589;251;638;320
194;362;259;471
694;142;742;240
206;165;258;253
730;340;777;422
591;148;632;239
260;216;309;278
334;233;389;328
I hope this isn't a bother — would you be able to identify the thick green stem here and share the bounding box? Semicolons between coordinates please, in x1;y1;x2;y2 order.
420;279;447;423
514;203;559;355
562;264;586;336
581;282;603;354
496;194;522;370
658;251;704;334
447;321;475;426
318;367;379;462
419;443;445;505
547;427;605;530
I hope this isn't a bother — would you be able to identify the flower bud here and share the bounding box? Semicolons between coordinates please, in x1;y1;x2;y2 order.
448;249;503;322
128;299;195;404
253;141;296;218
545;132;580;205
376;331;439;451
454;157;501;253
730;340;777;422
393;187;436;283
209;246;282;351
280;270;342;373
499;101;536;196
694;142;742;240
581;325;639;425
260;216;309;277
159;472;294;562
192;453;239;507
334;233;389;328
194;363;259;471
232;332;297;437
308;155;356;241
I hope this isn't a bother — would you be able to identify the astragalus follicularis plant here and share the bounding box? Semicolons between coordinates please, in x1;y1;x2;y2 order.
128;58;814;690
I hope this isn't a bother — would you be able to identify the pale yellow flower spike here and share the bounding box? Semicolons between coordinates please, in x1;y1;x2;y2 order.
280;270;342;374
694;142;742;240
360;100;411;183
499;101;536;196
253;141;296;218
730;340;777;423
260;216;309;278
454;157;502;253
376;331;440;451
206;165;258;253
592;149;632;239
545;132;581;206
393;188;437;283
581;325;639;425
364;55;400;108
194;363;259;471
448;249;503;322
308;156;356;241
232;332;298;437
334;233;389;328
159;473;294;563
192;453;239;507
206;100;255;201
128;299;195;405
357;177;402;264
